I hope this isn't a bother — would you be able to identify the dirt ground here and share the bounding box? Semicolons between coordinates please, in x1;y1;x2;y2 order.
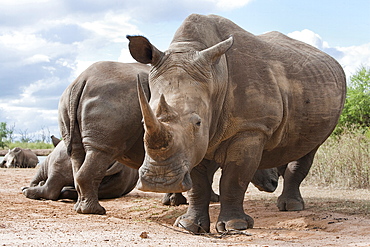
1;168;370;247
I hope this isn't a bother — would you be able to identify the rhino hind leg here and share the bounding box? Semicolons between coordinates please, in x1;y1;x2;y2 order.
277;147;318;211
73;150;114;215
23;179;66;200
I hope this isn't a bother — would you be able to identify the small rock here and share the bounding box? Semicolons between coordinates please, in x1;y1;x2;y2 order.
140;231;148;238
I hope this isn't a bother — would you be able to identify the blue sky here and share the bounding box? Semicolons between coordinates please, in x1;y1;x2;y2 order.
0;0;369;141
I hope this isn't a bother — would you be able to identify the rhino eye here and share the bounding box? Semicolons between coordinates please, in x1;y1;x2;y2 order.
190;114;202;127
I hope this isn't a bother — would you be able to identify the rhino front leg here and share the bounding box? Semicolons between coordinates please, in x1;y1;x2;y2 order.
277;147;318;211
216;132;265;232
23;166;70;200
23;177;68;200
73;149;113;215
174;159;213;233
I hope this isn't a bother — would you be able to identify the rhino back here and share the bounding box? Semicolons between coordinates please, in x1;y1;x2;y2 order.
22;149;38;168
59;62;150;166
78;62;149;154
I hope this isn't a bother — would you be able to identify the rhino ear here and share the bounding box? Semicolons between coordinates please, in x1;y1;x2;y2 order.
199;36;233;64
127;35;164;65
51;135;61;147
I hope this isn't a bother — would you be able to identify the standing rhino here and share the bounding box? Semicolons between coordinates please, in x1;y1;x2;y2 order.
58;62;150;214
22;137;138;200
58;61;281;214
1;147;38;168
127;14;346;233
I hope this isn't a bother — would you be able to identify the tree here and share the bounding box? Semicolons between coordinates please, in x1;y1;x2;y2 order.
336;66;370;132
0;122;13;148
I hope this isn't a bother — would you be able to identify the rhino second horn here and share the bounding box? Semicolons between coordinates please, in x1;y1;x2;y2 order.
198;36;234;64
156;94;179;121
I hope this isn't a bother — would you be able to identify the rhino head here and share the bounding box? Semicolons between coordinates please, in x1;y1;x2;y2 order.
2;148;21;168
128;35;233;193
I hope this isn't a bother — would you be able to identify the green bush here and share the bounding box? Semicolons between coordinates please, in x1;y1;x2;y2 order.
0;122;13;149
335;66;370;134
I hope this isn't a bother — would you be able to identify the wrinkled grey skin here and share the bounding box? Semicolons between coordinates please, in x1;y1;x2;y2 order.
22;137;138;201
1;147;38;168
128;14;346;233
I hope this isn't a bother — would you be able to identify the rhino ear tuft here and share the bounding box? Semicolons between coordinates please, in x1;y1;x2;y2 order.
127;35;164;65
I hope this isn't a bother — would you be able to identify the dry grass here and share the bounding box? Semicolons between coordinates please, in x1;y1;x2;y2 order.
305;128;370;189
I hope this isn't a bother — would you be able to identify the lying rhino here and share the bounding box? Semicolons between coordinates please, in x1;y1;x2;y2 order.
1;147;38;168
58;61;282;214
128;14;346;233
22;137;138;200
23;135;277;204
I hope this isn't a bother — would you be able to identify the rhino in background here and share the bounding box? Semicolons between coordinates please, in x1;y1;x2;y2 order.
22;137;138;201
1;147;38;168
128;14;346;233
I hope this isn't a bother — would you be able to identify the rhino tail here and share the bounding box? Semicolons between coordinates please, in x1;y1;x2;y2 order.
63;78;87;155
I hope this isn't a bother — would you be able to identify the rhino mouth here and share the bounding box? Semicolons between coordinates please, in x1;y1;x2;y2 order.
137;159;192;193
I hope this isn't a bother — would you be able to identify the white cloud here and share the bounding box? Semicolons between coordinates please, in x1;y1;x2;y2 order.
118;48;136;64
0;0;50;5
336;43;370;77
288;29;370;78
80;12;140;43
288;29;329;50
23;54;50;65
209;0;254;10
0;7;142;138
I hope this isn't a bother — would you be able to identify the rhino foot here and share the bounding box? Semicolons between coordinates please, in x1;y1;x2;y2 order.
74;200;106;215
174;213;210;233
277;196;305;211
162;193;188;206
216;215;254;233
22;187;44;200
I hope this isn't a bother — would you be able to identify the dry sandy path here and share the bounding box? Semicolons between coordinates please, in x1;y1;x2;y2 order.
1;168;370;246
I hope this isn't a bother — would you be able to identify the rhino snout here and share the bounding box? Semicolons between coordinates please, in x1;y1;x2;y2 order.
137;162;192;193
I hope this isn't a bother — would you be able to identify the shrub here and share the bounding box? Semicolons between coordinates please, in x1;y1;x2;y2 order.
6;141;53;150
335;66;370;134
0;122;13;149
306;127;370;189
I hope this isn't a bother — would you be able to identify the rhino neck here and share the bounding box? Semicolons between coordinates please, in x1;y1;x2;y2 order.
204;56;233;158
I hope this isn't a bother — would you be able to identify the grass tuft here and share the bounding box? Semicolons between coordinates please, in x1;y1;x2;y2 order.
306;127;370;189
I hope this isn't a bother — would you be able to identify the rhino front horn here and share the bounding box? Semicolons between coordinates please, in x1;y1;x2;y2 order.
137;76;172;150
